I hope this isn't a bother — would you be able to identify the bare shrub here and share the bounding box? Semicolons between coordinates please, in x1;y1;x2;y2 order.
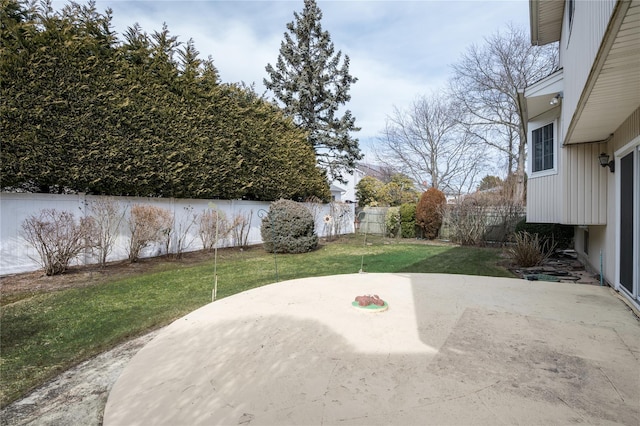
231;210;253;248
87;198;125;266
490;201;525;242
198;209;230;251
303;196;324;229
508;231;557;267
445;199;489;246
21;209;94;275
172;206;199;258
445;191;524;246
127;204;173;262
325;202;353;240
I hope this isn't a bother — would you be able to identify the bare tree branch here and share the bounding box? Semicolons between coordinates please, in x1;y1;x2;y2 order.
375;93;485;196
450;24;558;201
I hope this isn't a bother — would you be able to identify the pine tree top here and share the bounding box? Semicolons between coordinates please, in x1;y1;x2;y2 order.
264;0;361;182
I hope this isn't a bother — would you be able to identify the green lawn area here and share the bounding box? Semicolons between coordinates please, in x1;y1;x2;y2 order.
0;235;514;407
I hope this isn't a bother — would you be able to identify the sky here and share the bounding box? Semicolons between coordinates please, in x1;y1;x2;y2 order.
53;0;531;161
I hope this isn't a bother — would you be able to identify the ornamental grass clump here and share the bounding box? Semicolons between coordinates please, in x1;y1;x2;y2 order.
261;199;318;253
514;220;574;250
508;231;557;267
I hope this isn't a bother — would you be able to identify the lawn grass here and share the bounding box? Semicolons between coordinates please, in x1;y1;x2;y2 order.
0;235;513;407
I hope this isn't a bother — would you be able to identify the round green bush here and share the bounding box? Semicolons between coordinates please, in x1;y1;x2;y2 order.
261;199;318;253
385;206;401;237
399;203;416;238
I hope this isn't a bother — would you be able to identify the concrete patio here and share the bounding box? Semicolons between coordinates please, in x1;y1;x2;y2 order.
104;273;640;425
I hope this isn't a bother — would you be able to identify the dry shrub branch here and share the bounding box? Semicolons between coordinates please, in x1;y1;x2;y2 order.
21;209;95;275
326;201;353;241
172;206;199;258
87;198;125;266
127;205;173;262
231;210;253;248
198;210;230;252
444;190;524;246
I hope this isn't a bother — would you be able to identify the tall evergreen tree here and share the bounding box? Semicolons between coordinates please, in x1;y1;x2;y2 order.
264;0;361;182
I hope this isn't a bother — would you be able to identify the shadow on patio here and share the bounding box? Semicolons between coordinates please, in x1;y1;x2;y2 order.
104;273;640;425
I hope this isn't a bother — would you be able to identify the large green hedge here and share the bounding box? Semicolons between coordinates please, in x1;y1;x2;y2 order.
0;0;329;201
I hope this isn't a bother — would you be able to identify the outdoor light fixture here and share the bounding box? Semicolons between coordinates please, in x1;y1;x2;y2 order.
550;92;563;105
598;152;615;173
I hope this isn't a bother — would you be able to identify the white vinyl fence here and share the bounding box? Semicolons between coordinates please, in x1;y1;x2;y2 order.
0;193;355;276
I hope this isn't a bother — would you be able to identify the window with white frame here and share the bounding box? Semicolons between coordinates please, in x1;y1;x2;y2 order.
532;122;554;173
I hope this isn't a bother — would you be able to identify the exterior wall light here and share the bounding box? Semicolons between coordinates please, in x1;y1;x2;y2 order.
550;92;563;105
598;152;615;173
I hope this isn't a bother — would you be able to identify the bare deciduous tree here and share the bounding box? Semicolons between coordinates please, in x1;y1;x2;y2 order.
376;92;485;196
450;24;558;202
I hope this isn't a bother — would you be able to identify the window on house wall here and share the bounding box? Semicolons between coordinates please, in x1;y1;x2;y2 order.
532;122;554;172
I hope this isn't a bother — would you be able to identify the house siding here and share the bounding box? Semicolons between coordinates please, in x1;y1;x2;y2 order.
560;0;616;141
577;107;640;287
611;106;640;150
574;224;607;277
560;107;638;229
529;141;608;226
527;173;563;223
562;142;608;225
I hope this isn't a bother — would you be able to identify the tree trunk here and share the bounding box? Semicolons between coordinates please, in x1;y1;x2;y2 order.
514;125;527;204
